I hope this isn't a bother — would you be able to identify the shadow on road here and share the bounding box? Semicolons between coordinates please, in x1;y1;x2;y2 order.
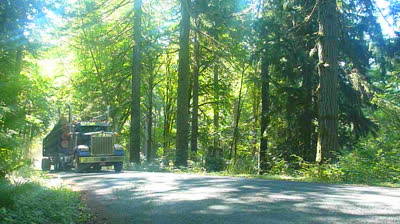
58;172;400;224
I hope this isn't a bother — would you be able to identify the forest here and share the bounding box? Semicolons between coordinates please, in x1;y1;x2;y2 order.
1;0;399;184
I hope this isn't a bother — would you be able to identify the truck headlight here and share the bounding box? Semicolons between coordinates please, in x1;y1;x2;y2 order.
114;144;123;151
114;144;124;156
77;145;89;151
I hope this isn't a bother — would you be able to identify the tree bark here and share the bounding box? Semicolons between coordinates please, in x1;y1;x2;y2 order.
259;45;269;173
130;0;142;164
316;0;339;163
190;30;200;157
146;71;154;163
175;0;191;167
302;62;315;162
213;63;219;150
230;67;245;163
211;20;221;152
163;59;175;158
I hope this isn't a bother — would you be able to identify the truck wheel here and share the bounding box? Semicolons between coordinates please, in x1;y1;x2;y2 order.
63;166;72;171
54;156;62;171
75;162;85;173
93;164;101;172
42;158;51;171
114;162;123;173
74;155;85;173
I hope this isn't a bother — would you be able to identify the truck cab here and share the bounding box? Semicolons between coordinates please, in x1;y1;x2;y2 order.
42;106;125;173
72;122;124;172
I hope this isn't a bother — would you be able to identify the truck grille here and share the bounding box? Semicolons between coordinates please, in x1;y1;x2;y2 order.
91;135;114;155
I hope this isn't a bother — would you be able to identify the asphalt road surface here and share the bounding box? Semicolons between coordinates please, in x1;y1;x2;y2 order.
56;171;400;224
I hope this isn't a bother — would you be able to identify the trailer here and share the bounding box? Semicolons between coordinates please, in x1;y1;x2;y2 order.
42;105;125;172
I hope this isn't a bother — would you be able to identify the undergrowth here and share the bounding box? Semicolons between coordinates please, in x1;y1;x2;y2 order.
123;146;400;187
0;173;89;224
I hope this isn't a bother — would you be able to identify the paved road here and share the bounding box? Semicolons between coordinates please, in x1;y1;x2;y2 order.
56;171;400;224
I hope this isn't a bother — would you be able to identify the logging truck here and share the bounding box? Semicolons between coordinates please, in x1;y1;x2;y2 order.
41;105;125;172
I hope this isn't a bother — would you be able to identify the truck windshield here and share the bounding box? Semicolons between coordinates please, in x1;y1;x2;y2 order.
80;125;108;133
76;125;108;146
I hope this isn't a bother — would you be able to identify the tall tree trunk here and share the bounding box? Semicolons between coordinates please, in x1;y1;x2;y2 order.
130;0;142;164
191;30;200;157
230;67;245;163
213;63;219;150
175;0;191;167
212;22;220;152
163;90;172;157
259;45;269;173
316;0;339;163
302;63;314;162
163;59;175;158
251;79;260;157
146;73;154;163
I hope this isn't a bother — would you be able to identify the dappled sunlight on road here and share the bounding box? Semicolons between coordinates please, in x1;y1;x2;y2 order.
55;171;400;224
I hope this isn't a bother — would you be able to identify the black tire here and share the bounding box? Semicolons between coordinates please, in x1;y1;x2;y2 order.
74;155;86;173
63;166;72;171
93;164;101;172
54;155;62;171
75;163;86;173
114;162;123;173
41;158;51;171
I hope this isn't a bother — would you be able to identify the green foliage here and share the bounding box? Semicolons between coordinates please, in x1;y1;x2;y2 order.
0;180;86;224
0;132;29;179
0;67;53;178
338;147;400;183
205;155;225;172
337;101;400;183
267;158;291;176
0;0;55;178
273;133;400;184
0;148;30;179
297;161;344;182
224;156;259;175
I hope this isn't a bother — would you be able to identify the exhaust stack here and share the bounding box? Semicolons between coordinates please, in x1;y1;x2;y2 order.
106;105;110;123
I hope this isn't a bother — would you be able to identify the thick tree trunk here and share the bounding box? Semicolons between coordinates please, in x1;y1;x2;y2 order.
175;0;191;167
316;0;339;163
259;47;269;173
191;31;200;157
130;0;142;164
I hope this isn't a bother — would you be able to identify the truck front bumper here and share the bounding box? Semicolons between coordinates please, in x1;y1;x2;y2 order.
79;156;125;163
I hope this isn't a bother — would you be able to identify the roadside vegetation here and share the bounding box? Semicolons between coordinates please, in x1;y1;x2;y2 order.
0;169;90;224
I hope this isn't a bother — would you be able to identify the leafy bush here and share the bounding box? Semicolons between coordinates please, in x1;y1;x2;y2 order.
338;147;400;184
298;161;343;182
0;132;31;179
288;140;399;184
336;110;400;184
205;155;225;172
0;148;30;179
0;181;86;224
268;158;291;175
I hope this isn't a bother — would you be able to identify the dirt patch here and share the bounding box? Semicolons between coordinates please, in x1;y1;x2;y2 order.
79;190;111;224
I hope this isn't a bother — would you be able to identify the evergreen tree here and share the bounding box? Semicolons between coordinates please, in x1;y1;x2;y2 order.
175;0;191;167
